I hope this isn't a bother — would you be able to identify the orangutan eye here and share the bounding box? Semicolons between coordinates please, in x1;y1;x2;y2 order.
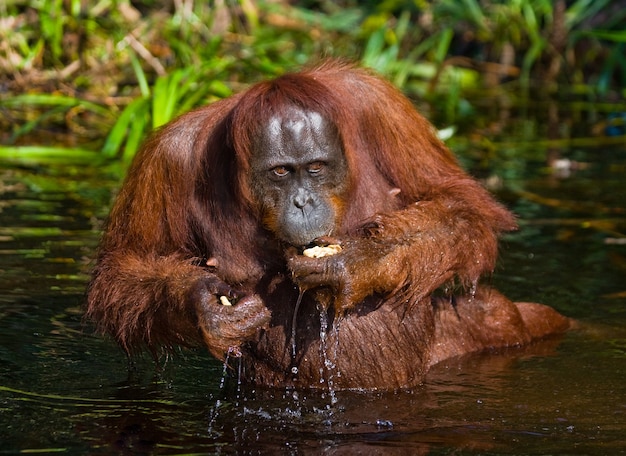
271;166;290;178
307;162;325;174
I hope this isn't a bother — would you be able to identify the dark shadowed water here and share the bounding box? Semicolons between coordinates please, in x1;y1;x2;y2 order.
1;110;625;454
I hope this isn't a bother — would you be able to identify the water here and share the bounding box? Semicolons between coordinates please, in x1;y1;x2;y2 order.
1;115;625;453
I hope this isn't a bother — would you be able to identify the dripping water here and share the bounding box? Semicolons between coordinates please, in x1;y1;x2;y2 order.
207;346;239;435
469;278;478;301
317;303;338;405
330;316;342;383
289;288;306;375
289;287;340;406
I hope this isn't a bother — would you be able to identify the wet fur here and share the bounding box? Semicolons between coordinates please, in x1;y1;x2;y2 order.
86;61;570;389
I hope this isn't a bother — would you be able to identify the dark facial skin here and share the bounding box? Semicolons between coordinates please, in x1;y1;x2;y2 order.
250;107;348;247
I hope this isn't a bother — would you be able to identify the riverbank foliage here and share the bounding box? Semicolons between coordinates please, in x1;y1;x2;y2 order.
1;0;625;161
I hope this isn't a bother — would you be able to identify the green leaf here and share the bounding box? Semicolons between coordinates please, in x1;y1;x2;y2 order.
0;94;109;116
0;146;102;165
102;97;150;158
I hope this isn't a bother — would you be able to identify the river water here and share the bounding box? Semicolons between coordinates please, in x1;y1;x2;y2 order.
1;109;625;454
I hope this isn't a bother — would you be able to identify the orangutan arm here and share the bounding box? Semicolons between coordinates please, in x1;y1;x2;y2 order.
86;252;270;359
288;184;515;315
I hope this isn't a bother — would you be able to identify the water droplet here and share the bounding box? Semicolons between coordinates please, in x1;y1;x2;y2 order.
376;419;393;428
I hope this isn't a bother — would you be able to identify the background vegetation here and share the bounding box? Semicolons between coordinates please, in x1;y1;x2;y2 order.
1;0;625;163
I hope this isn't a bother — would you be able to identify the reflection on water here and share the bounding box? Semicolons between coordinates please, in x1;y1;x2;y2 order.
1;137;625;453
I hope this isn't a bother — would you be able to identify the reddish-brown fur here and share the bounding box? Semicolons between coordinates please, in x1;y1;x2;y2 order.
86;61;570;389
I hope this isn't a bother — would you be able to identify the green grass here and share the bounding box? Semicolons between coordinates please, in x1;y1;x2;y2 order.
1;0;624;162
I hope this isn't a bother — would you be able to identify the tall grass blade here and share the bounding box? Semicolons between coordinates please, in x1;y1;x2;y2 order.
102;97;149;159
1;94;109;116
0;145;102;165
130;53;151;98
